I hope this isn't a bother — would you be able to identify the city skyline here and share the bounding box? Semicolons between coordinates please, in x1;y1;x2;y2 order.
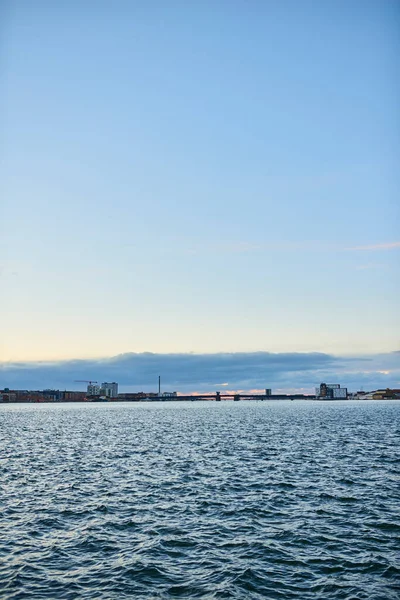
1;350;399;395
2;1;399;364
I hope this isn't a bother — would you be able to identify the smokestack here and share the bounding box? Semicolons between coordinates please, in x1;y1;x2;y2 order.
158;375;161;397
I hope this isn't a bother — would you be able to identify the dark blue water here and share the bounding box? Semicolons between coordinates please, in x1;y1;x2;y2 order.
1;401;399;599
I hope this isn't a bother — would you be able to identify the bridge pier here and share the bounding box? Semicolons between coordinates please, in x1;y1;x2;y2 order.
216;391;221;401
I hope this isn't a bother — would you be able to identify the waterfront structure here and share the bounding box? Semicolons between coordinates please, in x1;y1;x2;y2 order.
3;386;398;403
0;390;86;402
357;388;400;400
63;391;87;401
118;392;158;400
316;383;347;399
87;384;100;396
0;391;17;402
372;388;400;399
100;382;118;398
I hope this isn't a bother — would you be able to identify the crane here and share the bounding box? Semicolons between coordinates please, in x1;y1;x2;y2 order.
74;380;98;385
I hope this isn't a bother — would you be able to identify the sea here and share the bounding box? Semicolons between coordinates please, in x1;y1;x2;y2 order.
0;400;399;599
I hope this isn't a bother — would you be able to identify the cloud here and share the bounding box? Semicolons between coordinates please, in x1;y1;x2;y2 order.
355;263;386;270
186;241;317;256
188;239;400;256
1;351;399;394
347;241;400;251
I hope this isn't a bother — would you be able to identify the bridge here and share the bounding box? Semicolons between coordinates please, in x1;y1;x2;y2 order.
142;392;316;402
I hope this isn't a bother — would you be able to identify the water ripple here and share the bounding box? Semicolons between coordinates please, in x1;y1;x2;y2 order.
1;400;399;599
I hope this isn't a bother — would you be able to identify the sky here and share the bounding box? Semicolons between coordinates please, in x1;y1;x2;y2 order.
1;1;399;390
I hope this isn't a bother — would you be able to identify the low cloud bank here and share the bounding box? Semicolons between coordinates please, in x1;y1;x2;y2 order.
1;351;399;393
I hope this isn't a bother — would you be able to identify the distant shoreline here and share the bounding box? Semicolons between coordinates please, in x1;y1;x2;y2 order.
1;396;400;404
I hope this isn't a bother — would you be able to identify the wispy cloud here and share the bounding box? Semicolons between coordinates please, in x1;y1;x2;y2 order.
186;240;346;256
187;239;400;256
347;241;400;251
355;262;389;271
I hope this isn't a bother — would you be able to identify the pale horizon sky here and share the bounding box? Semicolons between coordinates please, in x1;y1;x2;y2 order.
1;0;399;363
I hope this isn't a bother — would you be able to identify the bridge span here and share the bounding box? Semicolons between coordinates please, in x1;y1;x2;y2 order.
153;393;316;402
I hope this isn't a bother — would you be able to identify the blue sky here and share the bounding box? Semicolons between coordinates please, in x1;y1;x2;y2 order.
1;1;399;374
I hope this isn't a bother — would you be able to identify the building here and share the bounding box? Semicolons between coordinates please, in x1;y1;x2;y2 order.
316;383;347;399
161;392;178;398
118;392;148;400
100;382;118;398
119;392;159;400
0;391;17;402
360;388;400;400
62;391;87;401
87;384;100;396
1;389;86;402
42;389;62;401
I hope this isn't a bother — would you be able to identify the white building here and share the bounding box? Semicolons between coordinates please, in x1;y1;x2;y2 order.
100;382;118;398
87;384;100;396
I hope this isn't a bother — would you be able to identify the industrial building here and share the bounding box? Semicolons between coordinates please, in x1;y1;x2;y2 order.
356;388;400;400
316;383;347;399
